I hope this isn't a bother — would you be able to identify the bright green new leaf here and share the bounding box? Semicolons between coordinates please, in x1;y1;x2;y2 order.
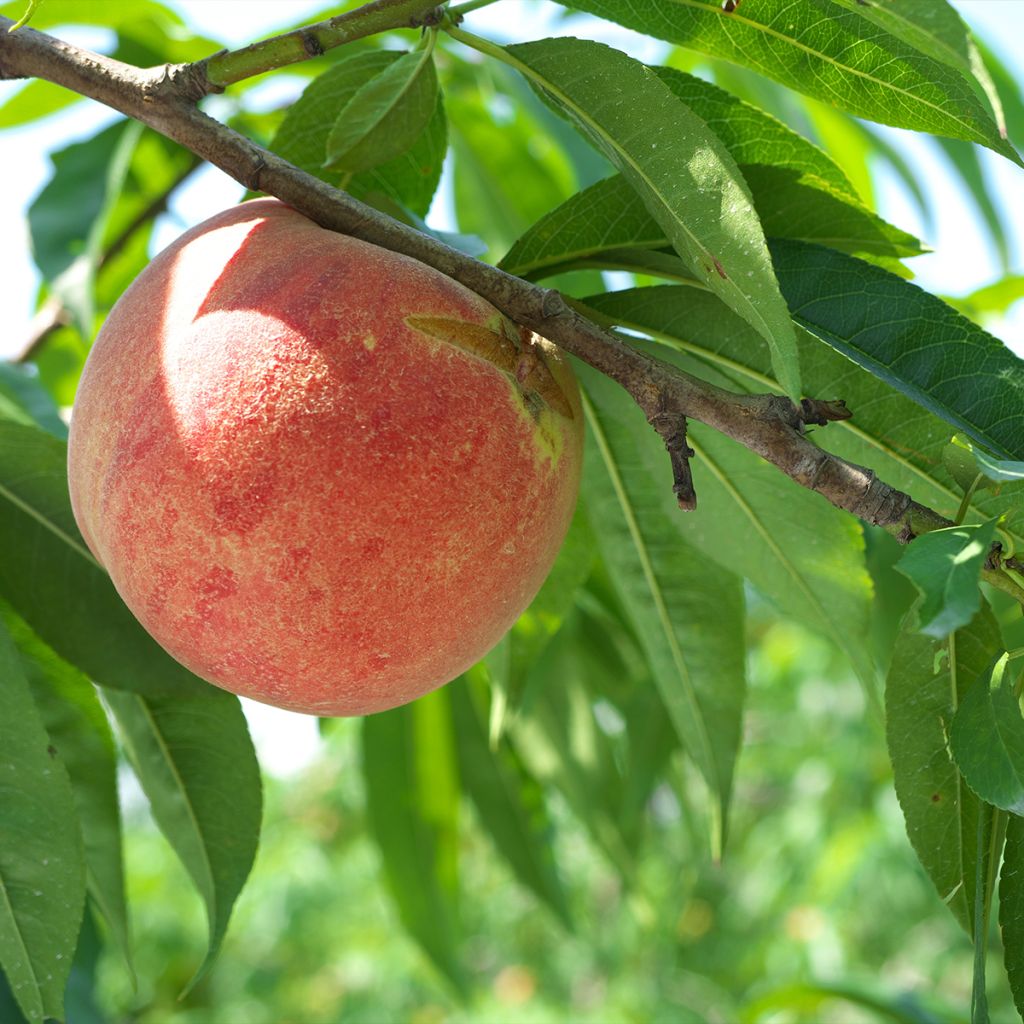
886;602;1003;934
943;436;992;494
324;44;439;174
895;521;998;638
0;0;188;30
270;49;447;217
0;79;78;128
951;275;1024;321
501;36;802;399
0;618;85;1024
362;690;464;990
951;654;1024;816
562;0;1020;164
105;689;262;992
770;239;1024;462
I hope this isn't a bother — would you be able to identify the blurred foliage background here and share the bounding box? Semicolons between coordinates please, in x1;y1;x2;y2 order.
62;591;1013;1023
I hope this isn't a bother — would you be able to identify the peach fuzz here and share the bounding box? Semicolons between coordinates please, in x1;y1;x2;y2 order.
67;199;583;716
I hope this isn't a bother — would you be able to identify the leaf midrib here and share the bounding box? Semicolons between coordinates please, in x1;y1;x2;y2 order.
581;390;721;794
0;873;44;1022
663;0;982;139
503;39;784;350
0;478;100;568
688;434;868;677
126;697;218;936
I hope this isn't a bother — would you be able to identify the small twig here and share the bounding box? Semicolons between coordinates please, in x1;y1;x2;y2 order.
800;398;852;426
650;410;696;510
200;0;442;92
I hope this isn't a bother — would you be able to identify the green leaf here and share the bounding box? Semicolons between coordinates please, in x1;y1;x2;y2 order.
950;654;1024;815
942;434;1024;489
0;0;191;31
0;618;85;1024
845;0;1006;134
575;285;1024;555
447;64;576;260
951;274;1024;320
500;175;663;280
449;677;571;928
362;690;463;990
886;601;1003;933
943;436;990;494
0;80;81;128
0;420;211;698
579;371;746;845
973;452;1024;485
510;618;638;879
895;521;998;638
999;816;1024;1019
502;170;921;281
653;65;861;197
561;0;1019;163
770;238;1024;462
744;165;924;261
3;606;131;975
269;49;447;217
500;64;923;277
579;294;877;689
504;504;595;719
502;36;802;399
0;364;66;439
104;688;261;990
28;119;144;337
324;44;439;174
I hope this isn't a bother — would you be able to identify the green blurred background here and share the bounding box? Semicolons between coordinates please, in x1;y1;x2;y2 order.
68;588;1013;1023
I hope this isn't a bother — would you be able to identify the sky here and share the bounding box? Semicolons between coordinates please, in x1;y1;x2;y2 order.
2;0;1023;774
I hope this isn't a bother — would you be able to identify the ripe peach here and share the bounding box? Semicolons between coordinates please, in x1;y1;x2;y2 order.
68;199;583;716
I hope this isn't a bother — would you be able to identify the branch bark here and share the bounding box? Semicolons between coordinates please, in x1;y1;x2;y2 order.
201;0;444;92
1;12;1021;602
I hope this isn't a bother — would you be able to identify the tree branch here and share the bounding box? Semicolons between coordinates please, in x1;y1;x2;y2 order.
1;12;1021;603
201;0;444;92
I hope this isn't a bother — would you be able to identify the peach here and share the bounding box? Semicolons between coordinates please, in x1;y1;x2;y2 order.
67;199;583;716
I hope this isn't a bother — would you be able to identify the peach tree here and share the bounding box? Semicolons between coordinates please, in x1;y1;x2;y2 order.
1;0;1023;1020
